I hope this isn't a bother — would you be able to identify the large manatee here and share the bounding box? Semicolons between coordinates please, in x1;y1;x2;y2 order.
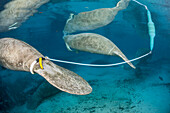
0;38;92;95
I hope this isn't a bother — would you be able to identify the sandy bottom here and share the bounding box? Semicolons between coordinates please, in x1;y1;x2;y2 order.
9;60;170;113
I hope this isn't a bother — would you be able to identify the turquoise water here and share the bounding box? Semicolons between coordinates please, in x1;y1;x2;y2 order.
0;0;170;113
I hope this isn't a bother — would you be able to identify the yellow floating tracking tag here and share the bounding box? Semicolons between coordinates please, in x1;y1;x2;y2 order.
39;57;44;69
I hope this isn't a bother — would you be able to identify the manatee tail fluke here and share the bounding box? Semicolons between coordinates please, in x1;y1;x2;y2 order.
115;0;130;10
114;51;136;69
33;60;92;95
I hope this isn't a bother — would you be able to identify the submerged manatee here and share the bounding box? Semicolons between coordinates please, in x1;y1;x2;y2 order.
64;0;130;34
0;0;49;32
0;38;92;95
64;33;136;69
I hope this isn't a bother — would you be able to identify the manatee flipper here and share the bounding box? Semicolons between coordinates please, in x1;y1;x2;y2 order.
0;38;92;95
64;33;136;69
65;42;73;51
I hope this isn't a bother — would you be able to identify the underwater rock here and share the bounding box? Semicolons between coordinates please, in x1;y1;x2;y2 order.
63;33;136;69
64;0;130;34
0;0;50;32
0;38;92;95
27;81;60;109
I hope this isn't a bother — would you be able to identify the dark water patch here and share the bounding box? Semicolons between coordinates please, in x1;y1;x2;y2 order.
0;66;7;71
159;76;164;81
0;0;11;12
0;76;14;112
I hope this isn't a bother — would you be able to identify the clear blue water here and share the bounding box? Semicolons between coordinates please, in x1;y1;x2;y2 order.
0;0;170;113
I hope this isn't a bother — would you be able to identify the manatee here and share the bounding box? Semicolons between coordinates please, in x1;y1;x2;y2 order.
63;33;136;69
0;38;92;95
0;0;49;32
64;0;130;34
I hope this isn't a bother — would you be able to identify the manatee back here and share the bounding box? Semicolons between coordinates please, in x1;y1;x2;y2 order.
64;33;136;69
0;38;43;71
64;33;116;55
64;8;118;34
64;0;130;34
